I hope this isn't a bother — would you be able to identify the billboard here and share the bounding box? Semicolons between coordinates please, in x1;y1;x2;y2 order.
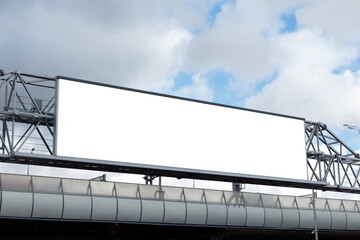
55;78;307;180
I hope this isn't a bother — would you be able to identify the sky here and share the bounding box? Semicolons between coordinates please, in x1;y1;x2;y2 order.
1;0;360;197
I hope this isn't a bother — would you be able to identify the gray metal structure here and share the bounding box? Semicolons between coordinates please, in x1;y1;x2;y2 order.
0;70;55;156
0;172;359;232
306;122;360;192
0;69;360;195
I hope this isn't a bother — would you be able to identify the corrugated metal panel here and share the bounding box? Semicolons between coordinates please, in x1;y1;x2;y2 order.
32;193;62;218
184;188;207;225
227;206;246;226
92;197;117;221
117;198;141;222
163;186;186;224
63;195;91;220
0;191;32;218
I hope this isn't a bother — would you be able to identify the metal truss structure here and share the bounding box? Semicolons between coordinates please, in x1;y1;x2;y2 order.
306;121;360;192
0;70;55;156
0;70;360;195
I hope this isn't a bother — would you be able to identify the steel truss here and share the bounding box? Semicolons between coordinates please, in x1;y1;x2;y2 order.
306;121;360;190
1;69;360;194
0;70;55;155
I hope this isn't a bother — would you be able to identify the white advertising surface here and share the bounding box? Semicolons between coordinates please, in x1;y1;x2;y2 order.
56;79;307;180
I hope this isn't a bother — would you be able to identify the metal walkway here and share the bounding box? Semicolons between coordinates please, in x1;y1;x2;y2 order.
0;173;359;231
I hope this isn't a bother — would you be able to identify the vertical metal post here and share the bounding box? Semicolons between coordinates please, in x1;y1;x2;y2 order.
143;175;155;185
11;77;16;154
89;180;93;220
1;120;4;154
1;113;4;154
53;78;59;156
113;182;119;221
0;173;2;212
316;132;323;181
2;84;8;154
60;178;65;219
337;157;341;188
232;183;243;192
311;189;319;240
30;176;35;218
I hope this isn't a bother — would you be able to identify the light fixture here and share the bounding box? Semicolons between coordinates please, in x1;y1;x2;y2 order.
343;124;360;134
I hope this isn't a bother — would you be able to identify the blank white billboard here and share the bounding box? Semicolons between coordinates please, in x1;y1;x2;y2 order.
55;79;307;180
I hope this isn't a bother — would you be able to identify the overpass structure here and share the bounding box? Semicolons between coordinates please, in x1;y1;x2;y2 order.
1;69;360;239
0;172;359;231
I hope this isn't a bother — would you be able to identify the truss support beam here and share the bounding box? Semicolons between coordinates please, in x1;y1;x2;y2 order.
1;152;330;191
3;69;360;194
306;121;360;190
0;70;55;155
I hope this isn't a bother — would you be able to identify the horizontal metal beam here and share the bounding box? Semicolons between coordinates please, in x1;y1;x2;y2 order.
1;152;329;191
0;110;54;119
19;72;56;81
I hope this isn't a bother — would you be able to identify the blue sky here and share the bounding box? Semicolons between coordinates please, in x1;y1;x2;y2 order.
0;0;359;147
280;12;297;33
166;1;360;151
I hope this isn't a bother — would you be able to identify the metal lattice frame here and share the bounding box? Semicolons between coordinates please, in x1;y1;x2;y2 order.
0;70;55;155
306;121;360;189
2;69;360;195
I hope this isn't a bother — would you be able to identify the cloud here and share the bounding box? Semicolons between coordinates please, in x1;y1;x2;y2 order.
176;0;360;130
184;0;302;83
0;0;214;94
170;74;214;101
296;0;360;43
2;0;360;120
244;27;360;127
2;0;360;196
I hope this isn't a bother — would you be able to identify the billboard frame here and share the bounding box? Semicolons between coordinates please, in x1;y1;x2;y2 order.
54;76;308;181
55;75;305;121
8;151;330;191
2;69;360;194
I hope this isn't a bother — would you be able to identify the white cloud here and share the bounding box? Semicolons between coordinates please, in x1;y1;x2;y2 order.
184;0;303;83
296;0;360;43
170;74;214;101
0;0;211;97
2;0;360;196
2;0;360;120
245;29;360;127
175;0;360;130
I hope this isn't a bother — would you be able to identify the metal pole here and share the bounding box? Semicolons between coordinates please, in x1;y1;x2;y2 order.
311;189;319;240
11;76;16;154
1;84;7;154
